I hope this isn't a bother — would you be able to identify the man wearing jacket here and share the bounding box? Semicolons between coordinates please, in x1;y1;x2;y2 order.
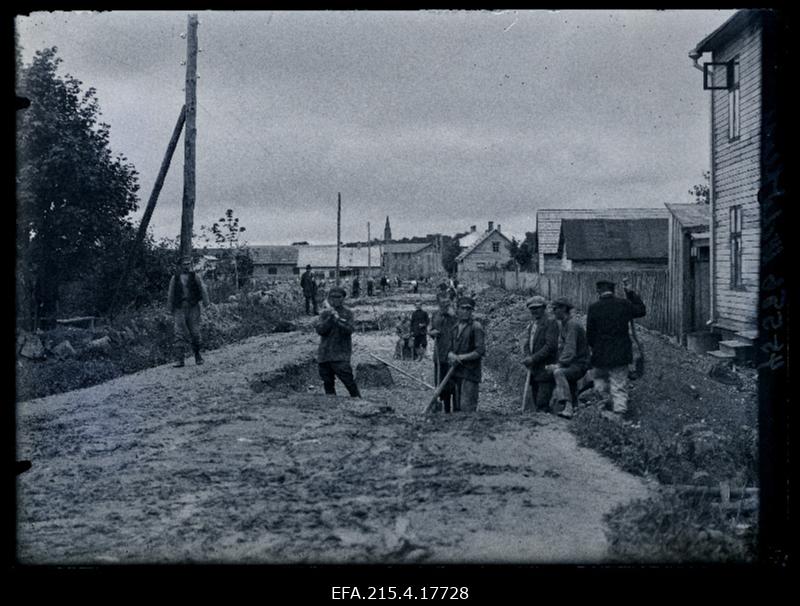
428;296;457;412
545;296;590;419
586;278;646;418
521;295;560;412
167;256;210;367
315;286;361;397
446;296;486;412
410;301;430;361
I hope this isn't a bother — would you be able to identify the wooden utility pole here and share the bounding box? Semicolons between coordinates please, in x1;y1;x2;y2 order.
179;13;198;262
336;193;341;285
367;221;371;276
109;106;187;317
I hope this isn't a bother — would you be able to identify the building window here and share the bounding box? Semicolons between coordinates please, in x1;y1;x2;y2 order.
292;267;300;274
267;267;277;275
728;60;740;141
492;242;500;253
730;205;743;288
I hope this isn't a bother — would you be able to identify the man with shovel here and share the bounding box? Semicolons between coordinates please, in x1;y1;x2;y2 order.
445;296;486;412
428;295;457;412
315;286;361;398
521;295;559;412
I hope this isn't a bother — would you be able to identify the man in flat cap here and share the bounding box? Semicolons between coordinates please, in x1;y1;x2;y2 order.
428;295;456;412
300;264;318;315
315;285;361;397
446;296;486;412
521;295;560;412
586;277;646;418
167;256;210;367
545;296;590;419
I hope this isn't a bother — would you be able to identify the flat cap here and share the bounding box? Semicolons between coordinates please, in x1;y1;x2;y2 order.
526;295;547;309
457;296;475;309
552;296;574;309
328;286;347;297
596;279;615;289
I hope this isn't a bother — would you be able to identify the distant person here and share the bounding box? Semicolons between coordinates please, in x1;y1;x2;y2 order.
396;275;402;288
395;314;413;360
380;275;388;294
586;278;646;419
367;276;374;297
520;296;559;412
410;279;418;294
315;286;360;397
167;256;210;367
446;296;486;412
300;264;318;315
429;296;456;412
352;276;361;299
544;297;590;419
410;301;430;360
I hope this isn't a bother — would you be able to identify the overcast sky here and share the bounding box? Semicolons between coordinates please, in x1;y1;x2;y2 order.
16;10;734;245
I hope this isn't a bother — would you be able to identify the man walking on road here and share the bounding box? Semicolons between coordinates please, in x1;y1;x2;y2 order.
410;301;430;361
446;296;486;412
300;264;318;315
521;295;559;412
586;278;646;418
545;296;590;419
429;296;456;412
167;256;210;367
315;286;361;398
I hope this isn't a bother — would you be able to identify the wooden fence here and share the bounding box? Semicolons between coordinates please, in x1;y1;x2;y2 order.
459;269;669;334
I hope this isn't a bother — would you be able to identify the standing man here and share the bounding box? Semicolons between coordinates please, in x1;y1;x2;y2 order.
520;296;560;412
586;278;646;418
380;275;388;295
352;275;361;299
446;296;486;412
367;276;374;297
429;296;456;412
315;286;361;398
167;256;210;367
410;301;430;361
545;297;590;419
300;264;317;315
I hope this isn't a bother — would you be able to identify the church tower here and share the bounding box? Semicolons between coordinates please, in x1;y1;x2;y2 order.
383;216;392;242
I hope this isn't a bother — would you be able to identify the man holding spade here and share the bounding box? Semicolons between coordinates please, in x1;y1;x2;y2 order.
445;296;486;412
428;295;457;412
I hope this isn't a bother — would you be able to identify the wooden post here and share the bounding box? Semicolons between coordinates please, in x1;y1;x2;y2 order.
367;221;371;277
179;14;198;262
109;106;187;317
336;192;341;285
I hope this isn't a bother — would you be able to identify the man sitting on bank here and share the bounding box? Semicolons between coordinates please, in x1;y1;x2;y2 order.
545;296;590;419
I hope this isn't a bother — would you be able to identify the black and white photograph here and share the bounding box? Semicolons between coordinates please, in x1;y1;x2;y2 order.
12;9;789;584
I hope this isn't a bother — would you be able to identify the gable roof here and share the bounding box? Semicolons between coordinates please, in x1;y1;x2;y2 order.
691;9;763;55
559;219;668;261
455;228;512;262
248;245;299;265
383;242;434;254
296;245;382;268
457;230;483;249
665;203;710;229
537;207;669;255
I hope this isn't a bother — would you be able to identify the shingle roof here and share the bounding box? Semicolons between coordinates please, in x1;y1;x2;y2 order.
295;245;382;268
248;245;299;265
537;207;669;255
383;242;434;254
455;228;512;262
559;219;668;261
665;203;710;229
691;9;762;55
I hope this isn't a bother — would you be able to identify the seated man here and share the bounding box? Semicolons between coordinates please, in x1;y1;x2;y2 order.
545;296;590;419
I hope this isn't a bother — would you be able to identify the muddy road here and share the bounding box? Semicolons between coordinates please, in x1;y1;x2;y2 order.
16;291;650;564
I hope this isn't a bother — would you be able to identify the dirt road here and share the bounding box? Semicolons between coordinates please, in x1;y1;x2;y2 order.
16;292;650;564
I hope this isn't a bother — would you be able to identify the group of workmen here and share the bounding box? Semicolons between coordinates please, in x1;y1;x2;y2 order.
311;275;646;419
167;255;646;420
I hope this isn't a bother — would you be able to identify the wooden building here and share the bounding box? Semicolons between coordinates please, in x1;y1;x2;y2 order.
665;204;711;345
296;245;382;279
382;241;442;279
690;9;775;360
536;208;669;274
455;224;512;272
249;245;299;280
555;218;668;272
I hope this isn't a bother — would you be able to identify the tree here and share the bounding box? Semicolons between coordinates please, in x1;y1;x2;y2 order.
689;171;711;204
16;47;140;324
200;208;248;287
506;232;537;271
441;238;462;275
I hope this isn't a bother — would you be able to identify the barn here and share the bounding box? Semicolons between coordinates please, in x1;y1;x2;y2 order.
249;245;299;280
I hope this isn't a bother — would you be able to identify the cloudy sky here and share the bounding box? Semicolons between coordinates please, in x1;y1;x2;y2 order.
16;10;734;245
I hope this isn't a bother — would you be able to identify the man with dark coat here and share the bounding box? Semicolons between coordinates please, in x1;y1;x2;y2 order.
586;278;646;417
521;295;560;412
446;296;486;412
367;276;374;297
429;296;457;412
352;276;361;299
300;264;318;315
315;286;361;397
167;256;210;367
545;296;590;419
410;301;430;360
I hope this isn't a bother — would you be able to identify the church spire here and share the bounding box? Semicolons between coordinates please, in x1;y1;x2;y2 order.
383;216;392;242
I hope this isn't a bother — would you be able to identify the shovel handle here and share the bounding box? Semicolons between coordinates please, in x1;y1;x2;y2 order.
522;370;532;412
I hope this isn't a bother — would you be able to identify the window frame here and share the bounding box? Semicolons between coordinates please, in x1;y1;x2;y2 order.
729;205;744;289
727;58;741;141
491;241;500;253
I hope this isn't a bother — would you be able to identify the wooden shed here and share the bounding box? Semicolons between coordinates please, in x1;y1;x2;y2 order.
665;204;711;345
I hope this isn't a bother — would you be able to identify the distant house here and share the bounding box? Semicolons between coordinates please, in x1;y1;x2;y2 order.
536;208;669;273
555;218;668;272
382;241;442;279
690;9;778;359
455;223;512;272
296;245;382;279
249;245;299;280
456;225;483;249
665;204;711;344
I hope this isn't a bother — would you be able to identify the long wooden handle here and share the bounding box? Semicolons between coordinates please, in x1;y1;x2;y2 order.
424;364;457;414
521;370;531;412
368;352;436;390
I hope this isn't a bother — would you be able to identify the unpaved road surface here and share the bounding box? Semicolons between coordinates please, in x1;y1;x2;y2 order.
16;293;650;564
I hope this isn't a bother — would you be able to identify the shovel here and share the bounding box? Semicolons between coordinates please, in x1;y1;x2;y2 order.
424;364;457;414
521;370;532;412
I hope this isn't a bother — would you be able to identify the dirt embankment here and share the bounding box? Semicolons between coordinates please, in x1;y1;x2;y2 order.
16;290;651;565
